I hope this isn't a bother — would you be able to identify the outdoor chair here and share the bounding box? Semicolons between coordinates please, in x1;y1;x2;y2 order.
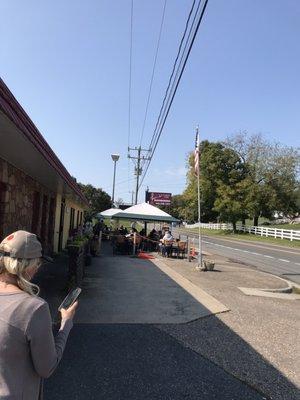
134;234;142;250
127;234;142;254
177;241;187;258
170;239;178;257
112;235;129;255
162;240;173;257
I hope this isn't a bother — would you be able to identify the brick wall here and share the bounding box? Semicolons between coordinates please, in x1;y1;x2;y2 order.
0;158;56;253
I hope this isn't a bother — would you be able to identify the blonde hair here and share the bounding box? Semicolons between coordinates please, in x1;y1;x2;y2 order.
0;256;41;295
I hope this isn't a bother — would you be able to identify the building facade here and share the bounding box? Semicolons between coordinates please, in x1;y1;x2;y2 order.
0;78;87;253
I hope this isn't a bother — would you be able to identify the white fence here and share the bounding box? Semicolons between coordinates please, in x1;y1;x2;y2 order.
186;222;300;241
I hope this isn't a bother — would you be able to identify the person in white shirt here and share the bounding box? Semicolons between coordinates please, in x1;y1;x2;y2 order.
162;230;174;242
160;230;174;257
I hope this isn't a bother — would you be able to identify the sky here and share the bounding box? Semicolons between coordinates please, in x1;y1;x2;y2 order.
1;0;300;204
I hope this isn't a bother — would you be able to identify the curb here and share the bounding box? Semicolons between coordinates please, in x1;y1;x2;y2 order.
259;277;293;294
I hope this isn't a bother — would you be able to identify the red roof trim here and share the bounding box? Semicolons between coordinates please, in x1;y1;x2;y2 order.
0;78;88;205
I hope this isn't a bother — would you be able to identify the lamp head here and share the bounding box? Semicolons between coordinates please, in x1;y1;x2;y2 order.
111;154;120;162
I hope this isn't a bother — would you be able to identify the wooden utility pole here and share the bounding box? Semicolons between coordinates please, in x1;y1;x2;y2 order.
128;146;151;204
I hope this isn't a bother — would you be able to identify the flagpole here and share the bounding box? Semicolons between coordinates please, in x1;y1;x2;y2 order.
196;126;202;269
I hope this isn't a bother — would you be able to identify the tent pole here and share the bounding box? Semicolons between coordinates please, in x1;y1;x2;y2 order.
133;232;136;256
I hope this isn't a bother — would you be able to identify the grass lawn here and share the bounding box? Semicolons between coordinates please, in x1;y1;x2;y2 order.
183;228;300;249
243;219;300;230
259;223;300;230
102;218;144;230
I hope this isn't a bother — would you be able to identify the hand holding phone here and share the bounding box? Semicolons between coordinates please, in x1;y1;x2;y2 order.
60;300;78;321
58;288;81;321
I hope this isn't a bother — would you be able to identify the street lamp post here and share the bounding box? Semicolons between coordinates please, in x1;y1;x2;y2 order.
111;154;120;207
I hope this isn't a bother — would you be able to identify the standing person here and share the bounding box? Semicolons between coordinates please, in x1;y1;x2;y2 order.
93;218;104;236
91;219;104;256
0;231;77;400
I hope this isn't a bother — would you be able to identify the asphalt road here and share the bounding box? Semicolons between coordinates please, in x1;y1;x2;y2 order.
175;229;300;284
44;324;265;400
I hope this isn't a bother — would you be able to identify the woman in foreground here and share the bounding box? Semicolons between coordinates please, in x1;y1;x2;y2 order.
0;230;77;399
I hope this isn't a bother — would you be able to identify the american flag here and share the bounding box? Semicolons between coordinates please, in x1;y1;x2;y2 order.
194;128;200;176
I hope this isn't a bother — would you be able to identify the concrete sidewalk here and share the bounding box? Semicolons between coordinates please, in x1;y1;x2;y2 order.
74;245;228;324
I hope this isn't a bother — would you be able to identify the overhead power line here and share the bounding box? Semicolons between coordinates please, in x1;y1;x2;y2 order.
139;0;167;146
147;0;197;154
139;0;209;189
127;0;134;194
128;0;134;150
141;0;208;183
146;0;202;157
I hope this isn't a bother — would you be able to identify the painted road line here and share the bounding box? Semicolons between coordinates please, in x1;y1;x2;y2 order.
203;241;296;264
183;231;300;255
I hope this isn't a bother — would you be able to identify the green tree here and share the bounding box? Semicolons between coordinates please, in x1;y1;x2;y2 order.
78;183;111;221
214;179;250;232
168;194;186;220
183;141;248;224
224;132;300;225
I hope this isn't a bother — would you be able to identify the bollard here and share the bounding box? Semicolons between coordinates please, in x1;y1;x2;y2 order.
187;235;191;262
98;231;102;255
133;232;136;256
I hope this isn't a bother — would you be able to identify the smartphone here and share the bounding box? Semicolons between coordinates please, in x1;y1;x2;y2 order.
58;288;81;311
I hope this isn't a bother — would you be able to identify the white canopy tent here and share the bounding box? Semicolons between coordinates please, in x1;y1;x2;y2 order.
112;202;179;223
97;208;124;218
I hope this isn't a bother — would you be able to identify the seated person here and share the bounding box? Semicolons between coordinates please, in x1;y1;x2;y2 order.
148;228;158;240
119;225;129;235
162;230;174;242
139;229;146;237
160;230;174;257
125;228;137;238
114;234;130;255
148;229;159;251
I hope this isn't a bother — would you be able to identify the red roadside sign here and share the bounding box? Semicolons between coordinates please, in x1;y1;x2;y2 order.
148;192;172;206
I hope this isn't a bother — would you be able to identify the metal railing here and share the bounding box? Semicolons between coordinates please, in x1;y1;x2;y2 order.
185;222;300;241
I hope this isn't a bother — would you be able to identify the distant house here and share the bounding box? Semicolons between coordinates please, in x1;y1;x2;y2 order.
0;78;88;253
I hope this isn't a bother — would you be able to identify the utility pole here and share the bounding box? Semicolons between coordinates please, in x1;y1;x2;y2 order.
128;146;151;204
129;190;134;205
